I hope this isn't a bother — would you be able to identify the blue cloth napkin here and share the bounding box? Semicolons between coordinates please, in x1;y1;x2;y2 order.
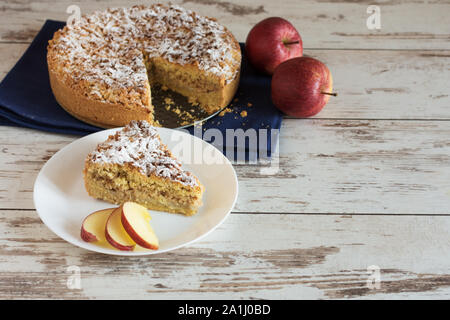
0;20;282;160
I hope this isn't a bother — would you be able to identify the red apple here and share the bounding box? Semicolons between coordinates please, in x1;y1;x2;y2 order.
271;57;335;117
245;17;303;75
121;202;159;250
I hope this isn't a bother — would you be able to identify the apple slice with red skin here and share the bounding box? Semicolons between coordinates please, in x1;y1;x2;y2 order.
80;208;115;243
105;206;136;251
121;202;159;250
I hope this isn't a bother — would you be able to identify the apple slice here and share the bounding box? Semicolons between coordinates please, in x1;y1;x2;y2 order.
80;208;115;243
105;206;136;251
121;202;159;250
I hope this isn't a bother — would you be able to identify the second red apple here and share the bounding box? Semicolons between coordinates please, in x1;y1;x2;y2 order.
271;56;335;117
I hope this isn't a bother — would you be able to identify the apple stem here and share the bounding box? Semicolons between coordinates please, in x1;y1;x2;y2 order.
321;92;338;97
284;40;300;45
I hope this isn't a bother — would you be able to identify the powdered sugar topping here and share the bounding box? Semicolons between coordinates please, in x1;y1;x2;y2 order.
88;120;199;187
49;4;240;96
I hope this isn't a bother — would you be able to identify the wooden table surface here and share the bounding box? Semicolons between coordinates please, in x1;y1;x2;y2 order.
1;0;449;299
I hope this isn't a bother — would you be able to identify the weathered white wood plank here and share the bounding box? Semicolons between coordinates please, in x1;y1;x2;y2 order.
0;210;449;299
1;0;449;50
305;49;450;120
238;119;450;214
0;128;76;208
1;43;449;120
1;120;449;215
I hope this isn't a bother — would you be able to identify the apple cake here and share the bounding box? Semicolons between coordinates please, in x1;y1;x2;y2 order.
47;4;241;128
83;120;204;216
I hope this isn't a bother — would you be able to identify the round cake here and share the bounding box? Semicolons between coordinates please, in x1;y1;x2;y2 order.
47;4;241;128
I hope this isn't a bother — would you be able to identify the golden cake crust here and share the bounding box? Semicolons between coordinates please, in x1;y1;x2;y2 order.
48;69;154;127
47;4;241;127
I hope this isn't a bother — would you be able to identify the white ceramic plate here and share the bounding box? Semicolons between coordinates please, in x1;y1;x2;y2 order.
33;127;238;256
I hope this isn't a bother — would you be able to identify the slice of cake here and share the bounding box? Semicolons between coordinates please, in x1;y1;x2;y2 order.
83;120;204;216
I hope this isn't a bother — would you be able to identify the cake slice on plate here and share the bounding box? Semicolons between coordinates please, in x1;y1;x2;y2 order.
83;120;204;216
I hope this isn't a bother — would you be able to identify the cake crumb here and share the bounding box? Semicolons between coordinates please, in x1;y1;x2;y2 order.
164;97;174;105
188;97;199;107
219;107;233;117
240;110;247;118
161;85;169;91
247;103;252;107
